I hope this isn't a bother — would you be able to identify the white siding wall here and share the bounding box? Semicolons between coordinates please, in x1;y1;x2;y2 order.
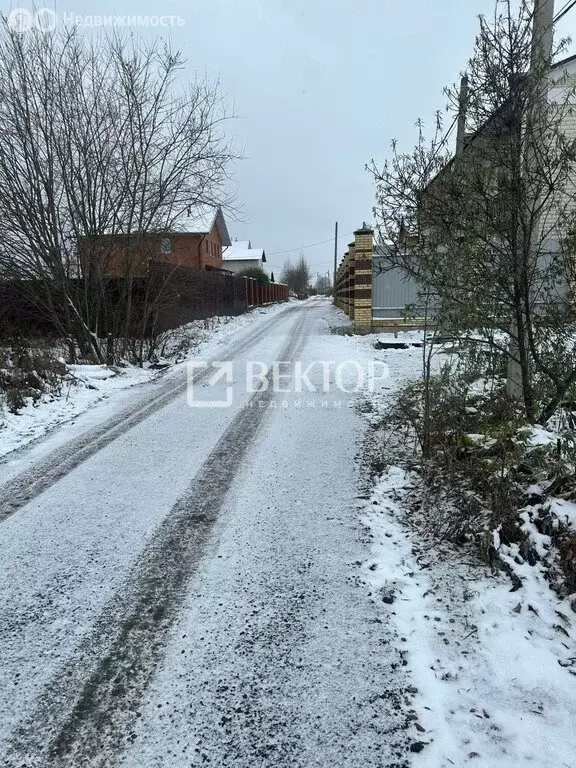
223;259;264;275
543;60;576;242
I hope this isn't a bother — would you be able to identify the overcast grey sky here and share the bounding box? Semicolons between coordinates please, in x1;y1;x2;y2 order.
5;1;576;277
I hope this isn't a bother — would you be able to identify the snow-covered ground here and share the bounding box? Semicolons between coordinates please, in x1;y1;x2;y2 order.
2;302;575;767
0;302;290;460
356;339;576;768
0;300;415;767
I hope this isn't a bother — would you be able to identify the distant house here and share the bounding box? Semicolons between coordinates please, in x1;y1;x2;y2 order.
91;206;231;278
222;239;267;275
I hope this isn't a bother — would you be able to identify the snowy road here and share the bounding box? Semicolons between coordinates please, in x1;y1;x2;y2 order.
0;301;411;768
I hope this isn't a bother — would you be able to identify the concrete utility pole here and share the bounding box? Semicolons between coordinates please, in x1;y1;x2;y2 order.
531;0;555;75
506;0;554;402
456;75;469;156
333;221;338;304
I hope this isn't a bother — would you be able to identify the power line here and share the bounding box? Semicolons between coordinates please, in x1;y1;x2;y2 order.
434;114;459;158
303;256;356;269
554;0;576;23
269;108;461;261
267;231;354;256
269;89;460;264
554;0;571;17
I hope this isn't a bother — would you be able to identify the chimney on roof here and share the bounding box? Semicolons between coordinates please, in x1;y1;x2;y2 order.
456;74;469;156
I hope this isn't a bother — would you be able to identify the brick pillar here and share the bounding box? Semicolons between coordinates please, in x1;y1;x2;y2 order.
341;252;347;315
347;241;356;320
352;223;373;333
337;255;347;312
337;253;347;313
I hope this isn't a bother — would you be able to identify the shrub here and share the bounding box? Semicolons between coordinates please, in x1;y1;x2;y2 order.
0;340;68;414
237;267;269;286
374;364;576;592
380;368;529;541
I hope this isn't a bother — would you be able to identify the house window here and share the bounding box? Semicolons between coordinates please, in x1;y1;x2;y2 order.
160;238;171;254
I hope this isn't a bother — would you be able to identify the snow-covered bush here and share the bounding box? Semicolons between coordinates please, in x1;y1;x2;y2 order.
376;369;576;596
0;341;67;414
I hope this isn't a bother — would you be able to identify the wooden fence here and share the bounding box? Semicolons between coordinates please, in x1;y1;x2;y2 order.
149;264;288;331
245;277;287;308
0;265;288;339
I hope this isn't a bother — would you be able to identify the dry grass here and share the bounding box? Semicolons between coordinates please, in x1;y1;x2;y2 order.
0;339;68;413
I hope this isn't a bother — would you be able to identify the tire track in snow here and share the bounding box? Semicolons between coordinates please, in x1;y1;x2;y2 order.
0;304;299;522
5;309;311;768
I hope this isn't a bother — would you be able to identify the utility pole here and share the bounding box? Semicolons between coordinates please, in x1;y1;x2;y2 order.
455;74;469;156
506;0;554;402
531;0;555;74
333;221;338;305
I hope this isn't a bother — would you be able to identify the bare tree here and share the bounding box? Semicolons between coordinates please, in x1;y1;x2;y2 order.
281;253;311;298
0;22;237;362
315;273;332;295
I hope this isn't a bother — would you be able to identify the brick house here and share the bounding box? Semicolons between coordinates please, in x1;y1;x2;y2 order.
91;206;231;278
